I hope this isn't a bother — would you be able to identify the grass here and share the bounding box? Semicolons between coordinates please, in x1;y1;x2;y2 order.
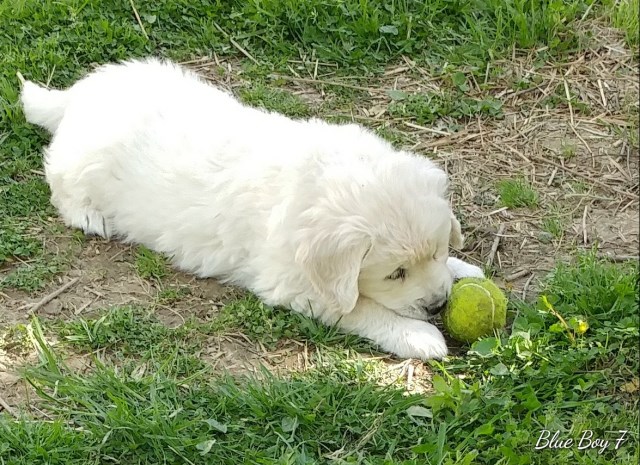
0;219;42;263
1;254;637;464
0;257;65;292
238;83;312;118
375;126;416;148
56;296;369;372
497;178;539;208
387;91;503;125
560;143;578;160
0;323;31;357
605;0;639;47
541;216;565;240
62;306;188;355
541;205;566;240
134;245;169;281
59;305;208;377
0;222;73;292
215;295;373;350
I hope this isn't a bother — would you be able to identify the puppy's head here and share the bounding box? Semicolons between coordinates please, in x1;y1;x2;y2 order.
295;150;463;319
357;197;462;320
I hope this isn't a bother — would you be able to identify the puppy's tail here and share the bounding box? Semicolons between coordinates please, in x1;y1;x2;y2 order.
18;73;69;133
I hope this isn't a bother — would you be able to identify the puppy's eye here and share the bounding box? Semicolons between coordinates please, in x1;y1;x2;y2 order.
386;267;406;281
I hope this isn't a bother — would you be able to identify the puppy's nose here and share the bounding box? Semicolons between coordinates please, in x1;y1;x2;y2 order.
424;298;447;315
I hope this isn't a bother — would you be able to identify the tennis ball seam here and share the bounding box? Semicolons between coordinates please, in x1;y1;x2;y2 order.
454;282;496;325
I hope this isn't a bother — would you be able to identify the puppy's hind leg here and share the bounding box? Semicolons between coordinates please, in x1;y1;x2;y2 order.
46;163;111;238
52;190;110;238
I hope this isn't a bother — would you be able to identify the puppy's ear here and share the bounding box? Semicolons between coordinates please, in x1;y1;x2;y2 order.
295;225;370;315
450;214;464;249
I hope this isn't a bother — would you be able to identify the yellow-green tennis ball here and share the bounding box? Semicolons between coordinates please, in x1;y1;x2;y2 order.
442;278;507;343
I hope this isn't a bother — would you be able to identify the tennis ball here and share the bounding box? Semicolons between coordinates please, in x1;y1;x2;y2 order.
442;278;507;343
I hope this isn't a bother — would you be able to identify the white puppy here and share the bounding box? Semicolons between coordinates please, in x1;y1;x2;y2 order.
20;59;483;359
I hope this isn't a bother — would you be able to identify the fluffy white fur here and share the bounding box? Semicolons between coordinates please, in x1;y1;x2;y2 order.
21;59;484;359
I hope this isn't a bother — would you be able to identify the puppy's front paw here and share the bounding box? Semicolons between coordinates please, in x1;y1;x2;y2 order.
447;257;485;280
388;321;448;360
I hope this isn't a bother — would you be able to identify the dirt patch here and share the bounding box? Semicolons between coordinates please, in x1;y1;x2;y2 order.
0;332;36;415
0;235;240;328
202;335;308;376
0;324;96;417
200;335;437;393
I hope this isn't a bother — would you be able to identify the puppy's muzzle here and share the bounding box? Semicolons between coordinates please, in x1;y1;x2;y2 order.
422;296;448;316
